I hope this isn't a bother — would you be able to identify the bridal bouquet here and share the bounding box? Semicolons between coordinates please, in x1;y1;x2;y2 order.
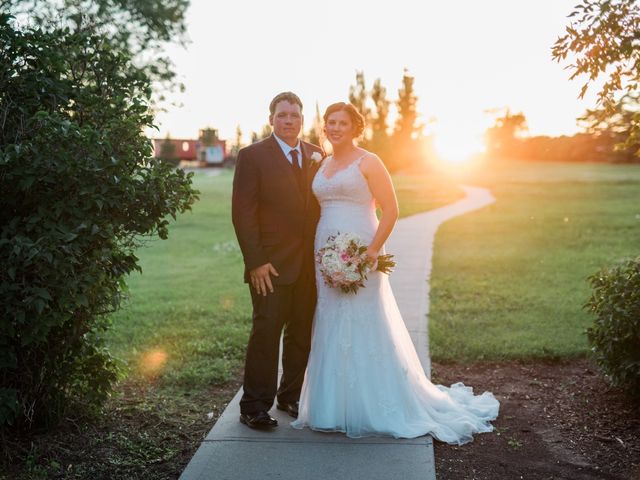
316;232;395;294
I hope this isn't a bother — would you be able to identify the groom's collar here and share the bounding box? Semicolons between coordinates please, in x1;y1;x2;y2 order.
272;133;301;158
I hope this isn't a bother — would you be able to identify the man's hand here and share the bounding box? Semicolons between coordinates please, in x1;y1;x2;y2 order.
249;263;279;296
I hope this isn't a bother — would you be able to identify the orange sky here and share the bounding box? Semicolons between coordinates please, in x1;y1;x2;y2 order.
153;0;599;160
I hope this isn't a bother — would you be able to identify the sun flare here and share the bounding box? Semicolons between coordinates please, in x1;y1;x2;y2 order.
433;132;485;166
140;348;168;376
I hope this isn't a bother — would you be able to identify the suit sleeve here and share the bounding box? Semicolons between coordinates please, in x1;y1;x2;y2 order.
232;148;268;271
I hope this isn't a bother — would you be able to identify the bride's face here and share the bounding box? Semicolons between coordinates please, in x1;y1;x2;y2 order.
325;111;356;147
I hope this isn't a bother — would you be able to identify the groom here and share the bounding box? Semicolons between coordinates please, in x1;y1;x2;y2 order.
232;92;323;429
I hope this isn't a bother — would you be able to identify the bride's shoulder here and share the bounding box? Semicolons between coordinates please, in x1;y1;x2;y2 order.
357;150;385;170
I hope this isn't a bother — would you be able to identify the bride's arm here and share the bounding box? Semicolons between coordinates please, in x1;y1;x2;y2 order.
360;154;399;260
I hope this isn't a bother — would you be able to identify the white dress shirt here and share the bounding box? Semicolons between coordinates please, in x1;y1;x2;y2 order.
273;134;302;168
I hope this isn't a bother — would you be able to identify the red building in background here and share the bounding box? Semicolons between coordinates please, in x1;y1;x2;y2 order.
153;136;227;166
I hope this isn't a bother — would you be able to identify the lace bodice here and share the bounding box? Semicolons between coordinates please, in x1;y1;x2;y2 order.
312;154;374;210
311;154;378;253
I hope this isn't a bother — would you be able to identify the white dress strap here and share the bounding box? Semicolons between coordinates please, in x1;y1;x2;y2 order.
353;152;369;167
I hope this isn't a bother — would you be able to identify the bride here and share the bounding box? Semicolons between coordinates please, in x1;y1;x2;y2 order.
291;102;499;444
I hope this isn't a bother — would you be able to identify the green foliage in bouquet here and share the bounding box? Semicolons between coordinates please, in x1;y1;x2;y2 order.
316;232;396;295
0;14;198;430
585;257;640;396
344;249;395;295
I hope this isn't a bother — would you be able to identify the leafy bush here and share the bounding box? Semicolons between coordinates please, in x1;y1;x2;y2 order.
0;14;198;429
585;257;640;396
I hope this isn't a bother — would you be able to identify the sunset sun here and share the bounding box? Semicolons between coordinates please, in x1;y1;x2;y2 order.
433;130;485;166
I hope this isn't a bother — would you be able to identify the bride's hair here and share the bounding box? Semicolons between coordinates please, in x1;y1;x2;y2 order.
323;102;365;138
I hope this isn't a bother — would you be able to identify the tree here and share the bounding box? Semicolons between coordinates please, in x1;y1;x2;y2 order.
392;70;423;170
485;109;528;157
249;124;271;143
394;70;421;142
4;0;189;99
306;102;323;147
259;123;272;140
553;0;640;154
199;127;219;146
0;13;198;430
231;124;243;157
158;134;180;166
579;93;640;160
348;71;372;143
371;79;390;135
370;78;391;163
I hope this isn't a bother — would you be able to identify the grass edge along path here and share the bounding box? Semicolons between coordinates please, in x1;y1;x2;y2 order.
428;161;640;363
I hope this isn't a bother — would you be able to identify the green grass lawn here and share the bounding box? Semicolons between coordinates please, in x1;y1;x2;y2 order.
428;160;640;362
108;169;461;387
108;171;250;386
108;161;640;386
13;161;637;479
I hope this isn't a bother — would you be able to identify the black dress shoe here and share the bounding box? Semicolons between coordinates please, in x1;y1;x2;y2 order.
276;401;299;418
239;411;278;429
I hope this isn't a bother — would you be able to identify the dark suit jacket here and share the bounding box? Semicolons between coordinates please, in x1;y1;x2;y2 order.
232;135;323;285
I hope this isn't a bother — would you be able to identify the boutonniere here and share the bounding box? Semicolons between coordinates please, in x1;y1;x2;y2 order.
310;152;324;163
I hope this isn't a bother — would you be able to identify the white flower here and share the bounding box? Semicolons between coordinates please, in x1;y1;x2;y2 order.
316;230;394;294
310;152;323;163
345;271;361;282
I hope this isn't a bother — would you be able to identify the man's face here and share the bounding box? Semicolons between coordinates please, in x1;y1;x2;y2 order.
269;100;303;146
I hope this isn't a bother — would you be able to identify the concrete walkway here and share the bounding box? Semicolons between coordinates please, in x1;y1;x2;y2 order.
180;185;495;480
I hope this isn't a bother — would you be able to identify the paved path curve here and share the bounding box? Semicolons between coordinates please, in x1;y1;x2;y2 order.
179;185;495;480
386;185;496;378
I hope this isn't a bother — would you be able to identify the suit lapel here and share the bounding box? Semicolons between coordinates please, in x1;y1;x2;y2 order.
300;142;320;209
266;135;304;204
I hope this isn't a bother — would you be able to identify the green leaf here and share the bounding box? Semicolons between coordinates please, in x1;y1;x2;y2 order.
34;287;52;301
77;294;89;307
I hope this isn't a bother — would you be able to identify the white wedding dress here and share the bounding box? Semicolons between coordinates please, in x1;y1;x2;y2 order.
291;154;499;444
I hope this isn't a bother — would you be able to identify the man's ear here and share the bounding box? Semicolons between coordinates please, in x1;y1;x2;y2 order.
268;115;274;126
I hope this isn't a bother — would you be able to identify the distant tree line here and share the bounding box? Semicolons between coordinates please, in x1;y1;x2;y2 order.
485;100;639;163
341;70;430;172
241;70;432;173
231;0;640;169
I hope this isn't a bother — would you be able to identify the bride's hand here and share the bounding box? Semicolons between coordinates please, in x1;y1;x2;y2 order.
365;247;379;270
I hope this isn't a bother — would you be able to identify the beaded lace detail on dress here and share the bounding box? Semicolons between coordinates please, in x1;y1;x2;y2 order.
291;152;499;443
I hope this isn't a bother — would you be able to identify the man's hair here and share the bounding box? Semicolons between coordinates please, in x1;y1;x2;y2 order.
269;92;303;116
